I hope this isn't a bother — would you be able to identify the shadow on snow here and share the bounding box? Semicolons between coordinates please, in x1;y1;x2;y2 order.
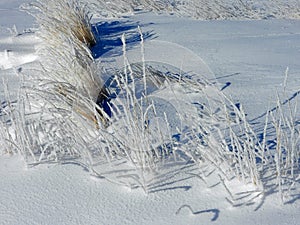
91;20;156;59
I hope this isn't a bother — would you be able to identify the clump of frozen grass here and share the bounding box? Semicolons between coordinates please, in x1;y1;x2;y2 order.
0;0;106;166
213;70;300;204
172;78;263;186
2;0;181;190
22;0;104;121
23;0;96;47
263;70;300;202
169;67;300;202
2;0;300;198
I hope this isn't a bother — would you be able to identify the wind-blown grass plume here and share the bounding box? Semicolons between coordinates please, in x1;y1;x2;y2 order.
22;0;105;125
24;0;96;47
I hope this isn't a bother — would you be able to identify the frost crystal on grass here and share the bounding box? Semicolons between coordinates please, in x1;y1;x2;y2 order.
1;0;300;202
87;0;300;20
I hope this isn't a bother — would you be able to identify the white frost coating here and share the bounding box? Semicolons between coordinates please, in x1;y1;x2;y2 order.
1;0;300;223
87;0;300;20
23;0;103;103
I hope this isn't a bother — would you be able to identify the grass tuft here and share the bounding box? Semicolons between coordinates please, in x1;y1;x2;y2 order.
1;0;299;202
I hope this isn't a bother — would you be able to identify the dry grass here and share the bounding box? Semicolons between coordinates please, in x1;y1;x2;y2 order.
1;0;299;200
24;0;96;47
86;0;300;20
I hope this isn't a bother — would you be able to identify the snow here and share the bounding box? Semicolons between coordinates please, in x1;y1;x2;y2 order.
132;14;300;119
1;1;300;225
1;156;299;225
0;34;38;70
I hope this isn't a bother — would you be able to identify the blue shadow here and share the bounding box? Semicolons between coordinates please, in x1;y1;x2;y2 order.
92;20;156;117
91;20;156;59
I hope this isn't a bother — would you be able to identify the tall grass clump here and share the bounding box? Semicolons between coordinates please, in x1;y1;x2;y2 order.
22;0;104;122
171;79;263;186
4;0;182;190
1;0;299;199
264;72;300;202
24;0;96;47
4;0;107;166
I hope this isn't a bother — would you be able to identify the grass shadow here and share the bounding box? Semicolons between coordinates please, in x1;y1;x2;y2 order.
91;20;156;59
176;204;220;222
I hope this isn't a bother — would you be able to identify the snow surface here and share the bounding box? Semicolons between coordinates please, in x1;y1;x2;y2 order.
131;13;300;120
1;1;300;225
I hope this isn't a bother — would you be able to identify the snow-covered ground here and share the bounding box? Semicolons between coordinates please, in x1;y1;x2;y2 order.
132;13;300;119
1;1;300;225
